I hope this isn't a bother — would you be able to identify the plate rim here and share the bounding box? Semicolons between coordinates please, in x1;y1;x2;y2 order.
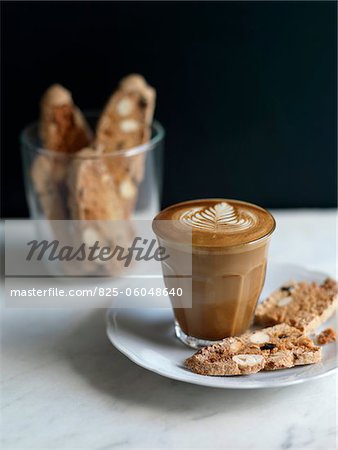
106;262;338;389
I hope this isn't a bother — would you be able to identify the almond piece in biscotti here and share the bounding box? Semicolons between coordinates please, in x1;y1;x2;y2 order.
118;176;138;218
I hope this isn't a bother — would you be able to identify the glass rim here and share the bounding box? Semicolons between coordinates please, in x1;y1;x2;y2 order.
20;113;165;159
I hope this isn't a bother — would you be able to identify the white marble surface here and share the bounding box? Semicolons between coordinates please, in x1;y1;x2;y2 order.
1;210;337;449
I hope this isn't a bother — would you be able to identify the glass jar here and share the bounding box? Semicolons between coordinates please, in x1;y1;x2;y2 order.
21;113;165;221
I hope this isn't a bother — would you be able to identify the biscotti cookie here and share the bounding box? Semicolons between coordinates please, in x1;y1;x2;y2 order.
31;84;92;220
96;73;156;182
96;74;156;218
66;147;131;275
255;278;338;332
40;84;92;153
185;324;321;376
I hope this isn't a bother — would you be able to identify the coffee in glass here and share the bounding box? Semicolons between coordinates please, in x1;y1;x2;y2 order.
153;199;276;348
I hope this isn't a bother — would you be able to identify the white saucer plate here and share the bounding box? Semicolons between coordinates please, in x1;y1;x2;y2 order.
106;263;337;389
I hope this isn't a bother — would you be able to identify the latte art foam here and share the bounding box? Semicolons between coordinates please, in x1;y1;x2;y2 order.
153;199;276;249
180;202;256;233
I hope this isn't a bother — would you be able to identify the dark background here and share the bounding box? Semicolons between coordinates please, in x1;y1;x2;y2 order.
1;1;337;217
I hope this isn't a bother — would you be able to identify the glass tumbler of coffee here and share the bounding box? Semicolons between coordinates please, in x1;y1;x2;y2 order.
153;199;276;348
